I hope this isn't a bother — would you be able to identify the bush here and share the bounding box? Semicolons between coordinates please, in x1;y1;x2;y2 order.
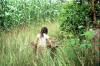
57;30;94;66
59;1;90;36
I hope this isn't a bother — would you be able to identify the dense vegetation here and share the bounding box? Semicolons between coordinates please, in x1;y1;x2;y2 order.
60;0;100;36
0;0;100;66
0;0;62;28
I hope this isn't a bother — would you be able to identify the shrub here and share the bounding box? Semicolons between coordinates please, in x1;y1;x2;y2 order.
57;30;94;66
59;1;90;36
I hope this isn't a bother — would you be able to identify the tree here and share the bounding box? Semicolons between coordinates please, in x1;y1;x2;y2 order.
88;0;97;26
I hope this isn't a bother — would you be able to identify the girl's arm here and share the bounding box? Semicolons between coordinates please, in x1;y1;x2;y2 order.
47;38;53;48
34;37;39;46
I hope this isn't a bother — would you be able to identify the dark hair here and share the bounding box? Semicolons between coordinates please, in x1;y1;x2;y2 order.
40;27;48;37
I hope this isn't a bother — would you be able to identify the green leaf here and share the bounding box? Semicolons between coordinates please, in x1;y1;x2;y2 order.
84;31;94;40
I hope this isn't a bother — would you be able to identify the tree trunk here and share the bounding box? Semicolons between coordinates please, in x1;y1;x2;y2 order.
90;28;100;66
89;0;97;26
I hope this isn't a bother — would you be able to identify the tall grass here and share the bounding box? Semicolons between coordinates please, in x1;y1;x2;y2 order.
0;21;95;66
0;21;82;66
0;22;61;66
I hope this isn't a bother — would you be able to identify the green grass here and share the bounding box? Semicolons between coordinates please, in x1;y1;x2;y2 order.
0;21;94;66
0;22;63;66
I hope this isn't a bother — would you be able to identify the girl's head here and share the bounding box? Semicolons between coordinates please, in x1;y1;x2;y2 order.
40;27;48;37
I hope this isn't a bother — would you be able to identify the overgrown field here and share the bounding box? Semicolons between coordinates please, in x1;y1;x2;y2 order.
0;21;97;66
0;0;100;66
0;22;62;66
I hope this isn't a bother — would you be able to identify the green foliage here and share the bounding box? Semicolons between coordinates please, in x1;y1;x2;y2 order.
0;0;62;28
82;31;94;40
59;1;90;35
57;29;94;66
95;3;100;25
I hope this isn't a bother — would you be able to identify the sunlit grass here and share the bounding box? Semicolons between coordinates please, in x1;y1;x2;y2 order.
0;21;62;66
0;21;93;66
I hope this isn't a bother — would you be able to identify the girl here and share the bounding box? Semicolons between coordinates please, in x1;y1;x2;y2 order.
34;27;53;57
